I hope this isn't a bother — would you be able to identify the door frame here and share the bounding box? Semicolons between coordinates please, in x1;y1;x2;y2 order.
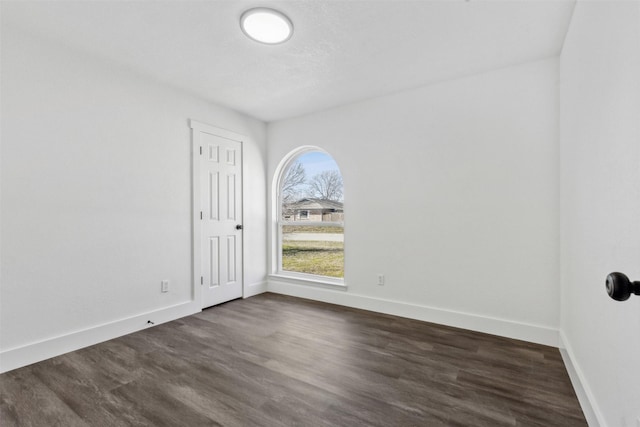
190;119;245;308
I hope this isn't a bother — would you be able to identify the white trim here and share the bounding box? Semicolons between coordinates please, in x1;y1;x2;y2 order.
189;119;247;143
267;278;559;347
191;124;203;305
559;330;605;427
0;301;200;374
269;273;347;290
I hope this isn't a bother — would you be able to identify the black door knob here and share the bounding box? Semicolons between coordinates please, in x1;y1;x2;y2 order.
236;224;243;230
606;272;640;301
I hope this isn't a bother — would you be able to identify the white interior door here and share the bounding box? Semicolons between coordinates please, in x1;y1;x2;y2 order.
193;122;243;308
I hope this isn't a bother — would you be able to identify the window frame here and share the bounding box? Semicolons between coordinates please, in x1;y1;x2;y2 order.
273;148;345;287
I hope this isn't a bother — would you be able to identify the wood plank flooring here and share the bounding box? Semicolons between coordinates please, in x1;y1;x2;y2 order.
1;293;586;426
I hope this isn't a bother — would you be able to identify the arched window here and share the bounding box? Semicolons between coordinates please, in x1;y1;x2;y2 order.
275;148;344;281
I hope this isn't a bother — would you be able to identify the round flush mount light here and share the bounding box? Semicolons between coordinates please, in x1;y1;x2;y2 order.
240;8;293;44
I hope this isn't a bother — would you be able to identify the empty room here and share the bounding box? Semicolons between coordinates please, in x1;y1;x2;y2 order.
1;0;639;426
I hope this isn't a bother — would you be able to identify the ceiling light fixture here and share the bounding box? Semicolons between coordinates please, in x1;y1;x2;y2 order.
240;8;293;45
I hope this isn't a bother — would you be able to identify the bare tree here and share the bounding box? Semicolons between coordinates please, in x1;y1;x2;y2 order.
281;161;306;203
308;170;343;201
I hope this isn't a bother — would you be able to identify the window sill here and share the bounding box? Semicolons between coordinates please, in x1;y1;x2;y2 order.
268;273;347;291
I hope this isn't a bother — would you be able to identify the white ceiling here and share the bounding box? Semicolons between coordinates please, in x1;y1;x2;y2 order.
3;0;575;122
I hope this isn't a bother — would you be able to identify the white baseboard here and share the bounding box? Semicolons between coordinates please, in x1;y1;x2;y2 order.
0;301;200;374
1;280;268;374
267;279;559;347
244;280;267;298
559;330;605;427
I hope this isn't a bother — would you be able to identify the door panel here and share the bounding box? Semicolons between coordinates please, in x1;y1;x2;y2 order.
227;174;236;220
197;129;243;308
208;237;219;287
208;172;219;220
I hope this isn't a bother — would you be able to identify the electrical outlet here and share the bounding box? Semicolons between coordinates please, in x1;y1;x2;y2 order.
161;280;169;293
377;274;385;286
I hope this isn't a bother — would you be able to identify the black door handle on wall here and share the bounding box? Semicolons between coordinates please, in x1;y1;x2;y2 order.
606;272;640;301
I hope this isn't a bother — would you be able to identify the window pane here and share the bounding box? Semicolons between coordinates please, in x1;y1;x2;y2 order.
282;225;344;278
280;152;344;222
278;150;344;279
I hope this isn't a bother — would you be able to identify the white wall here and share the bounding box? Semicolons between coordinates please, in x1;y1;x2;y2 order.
559;1;640;426
0;26;267;371
268;58;560;345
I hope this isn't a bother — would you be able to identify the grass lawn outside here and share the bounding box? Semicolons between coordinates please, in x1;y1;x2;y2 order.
282;240;344;278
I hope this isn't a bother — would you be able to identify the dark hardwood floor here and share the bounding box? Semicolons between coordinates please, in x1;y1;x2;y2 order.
1;293;586;426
